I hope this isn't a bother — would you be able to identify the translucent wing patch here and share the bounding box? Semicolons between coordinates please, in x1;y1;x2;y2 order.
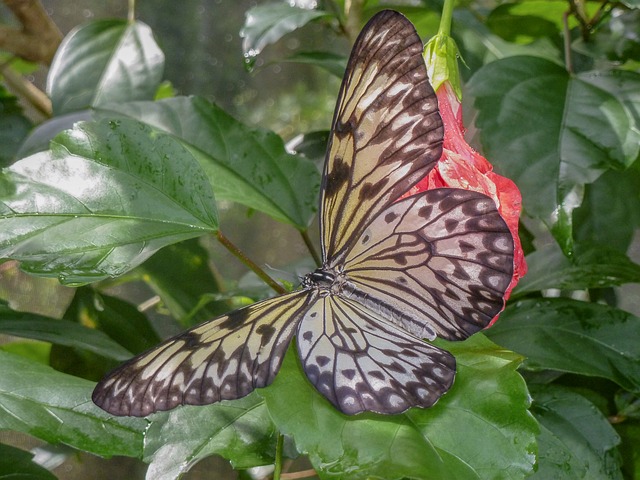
321;10;443;263
296;295;455;415
344;188;514;341
92;291;313;416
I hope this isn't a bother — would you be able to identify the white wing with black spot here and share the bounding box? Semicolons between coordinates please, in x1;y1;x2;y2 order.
92;291;314;416
296;295;455;415
343;188;514;342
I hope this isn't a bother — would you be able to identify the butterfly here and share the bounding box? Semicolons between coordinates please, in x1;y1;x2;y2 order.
92;10;514;417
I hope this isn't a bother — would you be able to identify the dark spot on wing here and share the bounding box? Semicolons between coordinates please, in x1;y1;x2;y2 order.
334;118;355;138
359;178;388;201
180;331;201;349
256;324;276;346
342;369;356;380
219;309;249;330
325;157;350;198
459;241;475;253
418;205;433;219
384;212;398;223
316;356;331;367
445;218;459;232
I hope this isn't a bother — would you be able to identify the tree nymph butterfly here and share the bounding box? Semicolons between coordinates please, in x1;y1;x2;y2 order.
92;10;514;416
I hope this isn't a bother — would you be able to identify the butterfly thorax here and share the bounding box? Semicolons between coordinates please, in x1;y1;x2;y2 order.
303;266;356;298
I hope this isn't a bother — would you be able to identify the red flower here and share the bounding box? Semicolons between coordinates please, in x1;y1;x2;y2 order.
409;81;527;323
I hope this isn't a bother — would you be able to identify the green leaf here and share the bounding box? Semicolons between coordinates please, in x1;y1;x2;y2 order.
486;1;599;44
140;238;231;326
529;385;622;479
574;168;640;252
0;340;51;365
0;118;218;285
286;130;329;169
454;10;562;81
66;289;161;355
0;301;133;361
17;110;92;158
486;298;640;391
616;421;640;479
143;394;276;479
261;335;537;479
241;4;331;67
513;243;640;296
100;96;319;228
0;86;32;166
48;19;164;115
282;51;346;78
468;57;640;252
0;350;144;458
0;443;57;480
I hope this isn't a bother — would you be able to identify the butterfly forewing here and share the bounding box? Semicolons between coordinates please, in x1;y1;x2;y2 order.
296;295;455;415
321;10;443;263
343;188;514;341
92;291;314;416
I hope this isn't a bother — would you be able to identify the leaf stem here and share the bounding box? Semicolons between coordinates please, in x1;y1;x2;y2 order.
343;0;365;43
438;0;455;37
562;10;573;74
273;432;285;480
300;230;321;267
128;0;136;23
216;231;286;295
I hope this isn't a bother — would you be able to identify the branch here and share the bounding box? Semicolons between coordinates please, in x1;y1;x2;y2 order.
1;0;63;65
0;60;51;116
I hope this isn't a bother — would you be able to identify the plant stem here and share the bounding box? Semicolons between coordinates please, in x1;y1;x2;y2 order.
128;0;136;23
273;432;285;480
438;0;455;37
344;0;365;43
563;10;573;74
300;230;321;267
216;231;287;295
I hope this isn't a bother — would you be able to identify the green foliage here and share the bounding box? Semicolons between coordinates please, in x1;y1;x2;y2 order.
1;1;639;479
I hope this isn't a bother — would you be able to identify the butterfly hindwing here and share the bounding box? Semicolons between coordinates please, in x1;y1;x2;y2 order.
343;188;514;341
92;291;314;416
296;295;455;415
321;10;444;263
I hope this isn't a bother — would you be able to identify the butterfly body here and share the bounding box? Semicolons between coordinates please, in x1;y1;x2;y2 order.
93;10;515;417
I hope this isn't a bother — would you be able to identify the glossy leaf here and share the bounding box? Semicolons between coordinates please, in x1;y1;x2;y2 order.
529;385;622;479
286;130;329;169
241;4;331;66
261;336;536;479
282;51;346;78
574;169;640;253
0;350;144;458
0;119;218;285
468;57;640;252
0;302;133;361
513;243;640;296
0;86;32;166
66;289;161;355
143;394;276;479
0;443;57;480
100;97;319;228
486;298;640;391
486;1;599;44
16;110;93;158
140;239;231;326
48;19;164;115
